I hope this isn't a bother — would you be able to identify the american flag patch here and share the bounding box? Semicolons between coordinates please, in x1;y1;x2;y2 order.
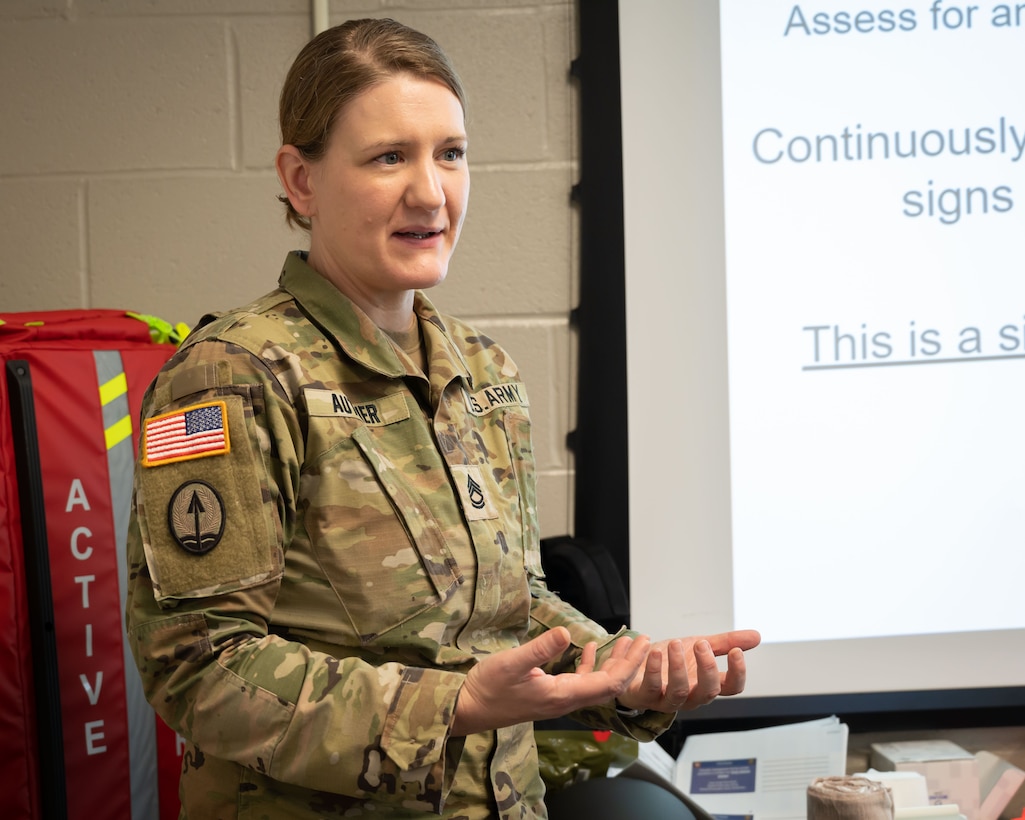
142;401;230;467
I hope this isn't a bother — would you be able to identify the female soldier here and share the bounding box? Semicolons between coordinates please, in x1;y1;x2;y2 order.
126;17;759;818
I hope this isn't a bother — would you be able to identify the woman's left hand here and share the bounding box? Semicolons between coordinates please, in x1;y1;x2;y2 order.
609;629;761;713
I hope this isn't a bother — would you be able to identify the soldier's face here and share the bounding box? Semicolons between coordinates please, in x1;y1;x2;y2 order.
302;74;469;311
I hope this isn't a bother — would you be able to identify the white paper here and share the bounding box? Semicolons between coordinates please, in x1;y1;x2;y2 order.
675;716;849;820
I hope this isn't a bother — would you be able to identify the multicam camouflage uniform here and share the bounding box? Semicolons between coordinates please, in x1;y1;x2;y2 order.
126;251;672;818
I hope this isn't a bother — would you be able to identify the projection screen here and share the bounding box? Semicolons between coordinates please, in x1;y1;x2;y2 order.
620;0;1025;709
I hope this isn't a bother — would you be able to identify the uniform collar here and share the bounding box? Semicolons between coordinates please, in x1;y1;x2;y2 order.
278;251;473;386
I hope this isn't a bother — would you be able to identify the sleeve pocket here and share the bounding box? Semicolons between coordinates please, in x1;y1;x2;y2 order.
137;392;282;601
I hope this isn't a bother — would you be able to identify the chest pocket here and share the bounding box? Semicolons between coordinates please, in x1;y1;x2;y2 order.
302;415;463;645
501;410;543;578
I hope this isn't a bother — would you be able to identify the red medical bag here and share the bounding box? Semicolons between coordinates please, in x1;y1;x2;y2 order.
0;309;181;819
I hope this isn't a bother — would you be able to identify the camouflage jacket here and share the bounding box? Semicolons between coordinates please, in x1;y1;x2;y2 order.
126;251;671;818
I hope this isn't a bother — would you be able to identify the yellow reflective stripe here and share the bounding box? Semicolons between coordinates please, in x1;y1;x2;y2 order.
99;372;131;450
98;372;128;406
104;415;133;450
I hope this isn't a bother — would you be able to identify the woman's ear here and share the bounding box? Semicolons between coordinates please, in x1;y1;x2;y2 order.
276;145;317;218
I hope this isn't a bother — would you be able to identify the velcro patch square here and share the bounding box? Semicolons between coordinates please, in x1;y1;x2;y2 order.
449;464;499;521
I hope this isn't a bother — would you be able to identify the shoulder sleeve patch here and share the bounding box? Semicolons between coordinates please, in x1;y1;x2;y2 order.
136;393;281;600
141;400;230;467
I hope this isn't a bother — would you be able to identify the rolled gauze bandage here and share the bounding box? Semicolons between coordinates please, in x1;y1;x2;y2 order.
808;776;895;820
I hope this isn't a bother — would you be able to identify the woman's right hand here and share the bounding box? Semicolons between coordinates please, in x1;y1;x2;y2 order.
449;627;650;737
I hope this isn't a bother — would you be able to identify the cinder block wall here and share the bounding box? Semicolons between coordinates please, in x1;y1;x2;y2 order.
0;0;578;539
